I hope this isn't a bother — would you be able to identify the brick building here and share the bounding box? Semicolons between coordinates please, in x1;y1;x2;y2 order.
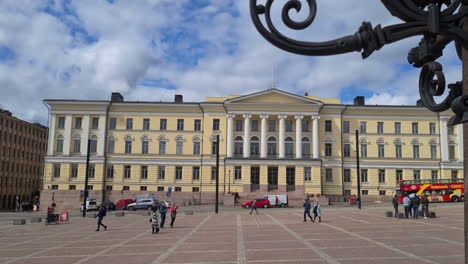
0;109;48;210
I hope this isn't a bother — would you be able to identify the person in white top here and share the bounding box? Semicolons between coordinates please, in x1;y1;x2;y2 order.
403;195;411;219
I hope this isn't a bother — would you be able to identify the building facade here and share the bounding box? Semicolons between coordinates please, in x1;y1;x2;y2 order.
42;89;463;208
0;109;47;210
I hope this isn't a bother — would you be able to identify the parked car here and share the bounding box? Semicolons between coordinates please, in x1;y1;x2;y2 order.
263;195;288;207
80;199;98;212
242;198;270;209
104;201;116;211
116;199;134;210
127;198;156;211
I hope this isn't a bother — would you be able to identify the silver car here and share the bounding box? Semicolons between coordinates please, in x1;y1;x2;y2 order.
127;199;155;211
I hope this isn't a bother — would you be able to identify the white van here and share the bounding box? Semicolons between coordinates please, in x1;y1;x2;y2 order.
263;195;288;207
80;199;98;212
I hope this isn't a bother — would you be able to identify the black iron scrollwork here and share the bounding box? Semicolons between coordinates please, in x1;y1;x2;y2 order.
250;0;468;125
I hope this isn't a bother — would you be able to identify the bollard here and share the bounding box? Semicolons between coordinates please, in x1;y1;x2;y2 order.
397;212;405;219
115;212;125;217
385;211;393;217
30;217;42;223
429;212;436;218
12;219;26;225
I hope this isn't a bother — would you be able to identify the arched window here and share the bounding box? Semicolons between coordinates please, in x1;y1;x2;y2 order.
90;135;98;154
124;135;133;154
107;135;116;154
141;135;151;154
55;134;64;153
394;139;403;159
285;137;294;157
72;134;81;153
158;135;168;155
448;140;456;160
429;139;438;159
301;137;310;158
234;136;243;156
267;136;277;157
193;136;201;155
176;136;184;155
411;139;421;159
250;136;259;156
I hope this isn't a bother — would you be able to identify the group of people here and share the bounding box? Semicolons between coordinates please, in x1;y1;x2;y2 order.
392;193;430;219
150;202;178;234
303;199;322;223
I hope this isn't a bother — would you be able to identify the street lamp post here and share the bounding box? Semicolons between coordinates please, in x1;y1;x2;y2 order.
250;0;468;259
355;130;362;210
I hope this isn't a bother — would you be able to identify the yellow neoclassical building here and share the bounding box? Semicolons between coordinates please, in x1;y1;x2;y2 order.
41;89;463;208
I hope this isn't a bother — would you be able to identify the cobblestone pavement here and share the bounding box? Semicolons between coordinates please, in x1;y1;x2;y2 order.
0;204;463;264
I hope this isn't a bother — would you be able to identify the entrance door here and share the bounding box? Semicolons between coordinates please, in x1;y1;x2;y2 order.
250;167;260;192
268;166;278;191
286;167;295;192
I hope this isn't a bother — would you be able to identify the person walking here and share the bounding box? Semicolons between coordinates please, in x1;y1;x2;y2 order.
411;194;420;219
249;199;258;215
312;201;321;223
422;194;429;219
303;199;314;222
95;205;108;231
392;195;399;218
170;203;178;228
403;195;411;219
275;196;280;207
150;208;159;234
159;202;168;228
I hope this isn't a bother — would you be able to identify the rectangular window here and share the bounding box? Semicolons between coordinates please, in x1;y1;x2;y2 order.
123;186;130;191
140;186;147;191
91;117;99;129
396;144;402;158
71;164;78;178
325;143;332;157
377;122;384;134
69;185;76;190
343;121;350;133
109;118;117;129
304;167;312;181
108;140;115;154
56;139;63;153
394;122;401;134
90;139;97;154
431;145;437;159
361;144;367;158
360;121;367;133
429;122;436;134
143;118;150;130
286;120;293;132
125;140;132;154
412;122;418;134
124;165;131;179
413;145;420;159
194;119;201;131
235;166;242;180
176;166;183;180
448;126;455;135
378;144;385;158
212;141;218;155
431;170;438;180
175;187;182;192
142;141;149;154
211;166;217;181
141;166;148;179
106;185;113;191
251;119;259;132
379;190;386;196
157;186;164;191
177;119;184;131
325;120;332;132
235;120;243;131
53;164;61;178
75;117;82;129
126;118;133;130
213;119;220;131
413;170;421;181
73;139;81;153
88;164;95;178
302;120;309;132
325;168;333;182
160;119;167;130
58;117;65;129
449;145;456;160
378;169;385;183
193;167;200;180
107;165;114;179
361;169;368;183
159;141;166;155
344;169;351;183
396;170;403;181
343;144;351;157
268;120;276;132
158;166;165;180
192;187;199;192
87;185;94;190
51;185;59;190
451;170;458;180
362;190;368;195
193;142;201;155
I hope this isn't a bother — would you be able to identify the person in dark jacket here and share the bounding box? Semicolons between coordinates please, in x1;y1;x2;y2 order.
421;195;429;219
159;203;168;228
249;199;258;215
392;195;399;218
95;205;108;231
303;199;314;222
411;194;420;219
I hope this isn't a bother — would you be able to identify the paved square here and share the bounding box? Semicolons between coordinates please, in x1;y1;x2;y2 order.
0;204;463;264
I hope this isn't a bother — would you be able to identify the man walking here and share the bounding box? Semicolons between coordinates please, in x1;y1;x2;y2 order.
303;199;314;222
95;205;107;231
392;195;399;218
249;199;258;215
403;194;411;219
159;202;168;228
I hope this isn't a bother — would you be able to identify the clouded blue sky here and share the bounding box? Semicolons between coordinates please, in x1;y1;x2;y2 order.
0;0;462;124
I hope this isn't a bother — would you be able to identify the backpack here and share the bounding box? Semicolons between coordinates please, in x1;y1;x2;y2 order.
312;205;317;214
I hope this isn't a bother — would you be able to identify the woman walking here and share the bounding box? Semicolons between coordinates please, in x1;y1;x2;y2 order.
312;201;322;223
170;203;178;228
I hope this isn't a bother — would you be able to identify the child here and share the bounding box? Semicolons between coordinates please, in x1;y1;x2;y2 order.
150;209;160;234
313;201;322;223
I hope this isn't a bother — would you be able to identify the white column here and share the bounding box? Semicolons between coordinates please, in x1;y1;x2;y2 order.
243;114;252;158
278;115;286;158
97;115;106;156
227;114;234;158
47;114;56;156
81;115;90;155
295;115;303;159
260;115;269;158
458;124;464;161
63;115;72;155
312;116;320;159
439;117;449;162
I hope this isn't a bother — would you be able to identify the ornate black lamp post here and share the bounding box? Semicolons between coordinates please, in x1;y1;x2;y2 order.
250;0;468;258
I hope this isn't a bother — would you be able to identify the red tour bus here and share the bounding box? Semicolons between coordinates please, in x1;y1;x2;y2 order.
396;179;464;203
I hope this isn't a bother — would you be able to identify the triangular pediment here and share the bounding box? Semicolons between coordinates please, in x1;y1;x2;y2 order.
225;89;323;105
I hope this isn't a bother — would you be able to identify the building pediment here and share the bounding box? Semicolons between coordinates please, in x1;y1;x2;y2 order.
225;89;323;106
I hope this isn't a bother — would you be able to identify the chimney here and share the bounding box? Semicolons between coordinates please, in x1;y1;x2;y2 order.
111;92;124;102
174;94;183;103
354;96;365;106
